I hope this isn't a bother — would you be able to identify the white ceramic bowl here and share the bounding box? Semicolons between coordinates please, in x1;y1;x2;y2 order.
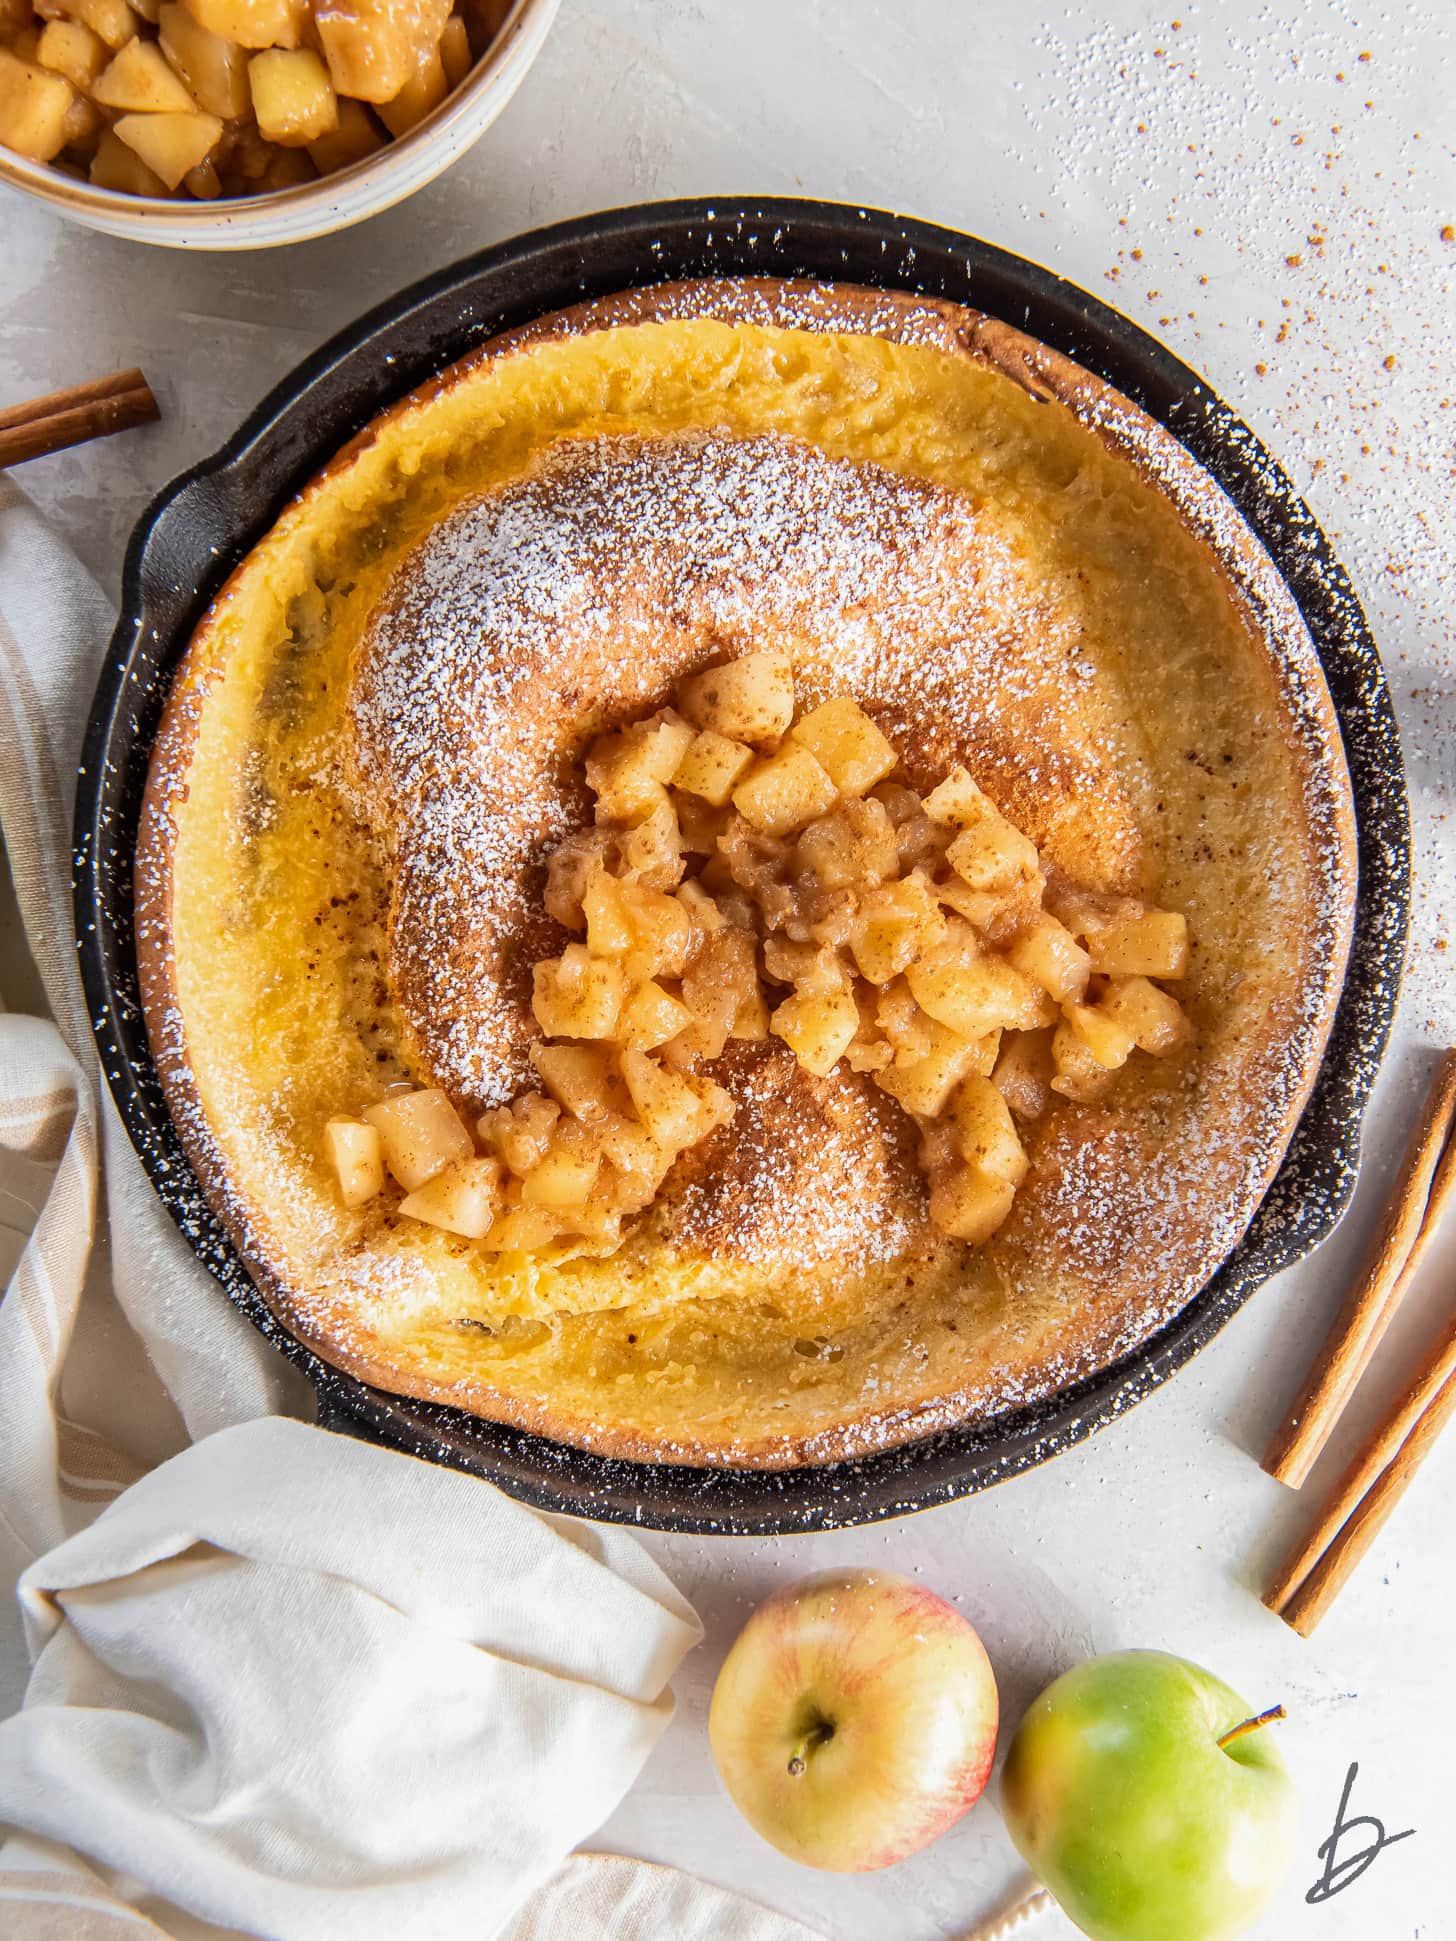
0;0;559;249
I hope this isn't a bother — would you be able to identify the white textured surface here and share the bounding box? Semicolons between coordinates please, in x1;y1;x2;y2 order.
1;3;1453;1937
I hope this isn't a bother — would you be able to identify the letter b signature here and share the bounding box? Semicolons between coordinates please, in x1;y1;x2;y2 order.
1306;1761;1415;1904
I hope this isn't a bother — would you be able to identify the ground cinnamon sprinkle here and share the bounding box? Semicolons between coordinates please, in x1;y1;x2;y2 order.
1028;10;1454;1042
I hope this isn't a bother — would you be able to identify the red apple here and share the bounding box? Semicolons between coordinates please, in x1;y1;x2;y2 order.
708;1568;999;1870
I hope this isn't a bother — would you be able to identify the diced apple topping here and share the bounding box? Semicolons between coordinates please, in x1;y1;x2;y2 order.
363;1087;473;1191
531;943;625;1040
156;4;248;114
324;1117;383;1208
326;655;1195;1256
732;744;838;838
1085;908;1190;980
673;727;755;807
679;650;794;746
373;38;445;137
769;985;859;1078
398;1155;501;1238
787;696;897;796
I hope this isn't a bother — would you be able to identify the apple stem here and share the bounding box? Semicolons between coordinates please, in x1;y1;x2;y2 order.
1217;1703;1287;1751
786;1720;835;1775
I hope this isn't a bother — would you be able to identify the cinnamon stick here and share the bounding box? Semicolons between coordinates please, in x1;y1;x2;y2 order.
1264;1128;1456;1614
1262;1048;1456;1488
0;368;159;468
1279;1362;1456;1637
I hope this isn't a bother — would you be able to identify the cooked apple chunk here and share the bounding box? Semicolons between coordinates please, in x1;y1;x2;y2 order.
314;0;448;103
587;712;695;822
113;106;221;187
374;39;444;135
530;1043;621;1123
36;18;108;89
93;33;196;106
1100;975;1192;1054
921;766;989;829
479;1204;563;1254
907;933;1051;1041
438;8;468;84
796;797;899;891
949;1075;1028;1186
90;121;168;190
582;863;634;959
945;806;1041;896
531;944;625;1040
732;744;838;838
1062;999;1137;1071
249;45;336;142
1086;908;1190;980
617;795;684;889
60;89;101;152
1005;912;1091;1004
850;874;942;984
875;1017;985;1117
305;88;380;168
398;1155;502;1238
324;1116;383;1207
621;1048;732;1149
521;1147;599;1210
62;0;140;51
679;651;794;745
0;49;73;160
156;3;249;114
928;1163;1016;1245
993;1028;1055;1121
788;696;897;797
1050;1022;1116;1103
770;985;859;1078
730;984;770;1040
476;1091;560;1176
672;728;754;807
618;979;694;1051
181;0;304;51
364;1087;472;1191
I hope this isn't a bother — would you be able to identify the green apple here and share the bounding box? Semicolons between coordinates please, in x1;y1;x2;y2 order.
1002;1650;1294;1941
708;1569;999;1871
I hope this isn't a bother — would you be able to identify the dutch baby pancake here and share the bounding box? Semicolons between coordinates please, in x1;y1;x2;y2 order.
136;278;1357;1466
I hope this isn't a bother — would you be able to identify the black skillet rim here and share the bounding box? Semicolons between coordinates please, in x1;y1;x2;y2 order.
73;197;1410;1533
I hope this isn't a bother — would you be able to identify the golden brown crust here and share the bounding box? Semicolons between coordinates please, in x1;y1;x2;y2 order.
136;277;1357;1467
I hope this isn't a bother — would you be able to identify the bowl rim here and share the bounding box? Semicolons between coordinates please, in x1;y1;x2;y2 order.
0;0;560;244
73;198;1412;1531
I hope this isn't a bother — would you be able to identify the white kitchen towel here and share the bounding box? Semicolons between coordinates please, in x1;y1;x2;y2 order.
0;471;311;1714
0;1417;714;1940
0;476;828;1939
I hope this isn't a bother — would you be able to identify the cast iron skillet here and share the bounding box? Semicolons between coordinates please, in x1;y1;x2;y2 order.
73;199;1410;1533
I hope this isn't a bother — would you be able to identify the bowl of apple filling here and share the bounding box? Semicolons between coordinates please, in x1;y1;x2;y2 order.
0;0;559;246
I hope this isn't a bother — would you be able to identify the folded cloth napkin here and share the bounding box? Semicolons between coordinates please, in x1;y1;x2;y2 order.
0;1417;712;1940
0;478;824;1939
